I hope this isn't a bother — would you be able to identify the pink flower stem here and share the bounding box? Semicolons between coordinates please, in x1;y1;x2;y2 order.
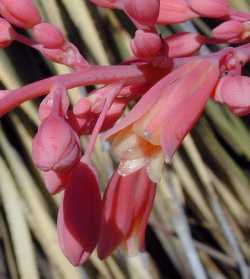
0;64;145;118
84;82;124;161
51;84;62;116
14;32;38;48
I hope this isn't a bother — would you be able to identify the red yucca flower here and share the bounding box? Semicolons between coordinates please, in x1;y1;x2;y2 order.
1;0;250;266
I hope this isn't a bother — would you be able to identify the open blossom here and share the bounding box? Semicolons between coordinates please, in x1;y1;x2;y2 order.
98;167;156;259
104;58;220;171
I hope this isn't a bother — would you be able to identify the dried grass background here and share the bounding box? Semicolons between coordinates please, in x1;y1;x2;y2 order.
0;0;250;278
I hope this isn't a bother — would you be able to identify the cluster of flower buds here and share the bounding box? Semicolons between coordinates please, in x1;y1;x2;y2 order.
1;0;250;266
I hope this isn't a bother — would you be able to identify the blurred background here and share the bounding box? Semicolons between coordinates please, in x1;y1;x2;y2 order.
0;0;250;278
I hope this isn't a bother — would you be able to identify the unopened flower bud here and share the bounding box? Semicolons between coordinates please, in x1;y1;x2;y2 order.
0;18;14;47
0;0;41;28
212;20;243;42
131;30;162;59
214;75;250;116
187;0;230;18
164;32;205;58
33;23;65;49
123;0;160;26
32;115;81;172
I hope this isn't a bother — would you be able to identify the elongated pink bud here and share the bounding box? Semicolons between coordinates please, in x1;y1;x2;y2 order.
131;30;162;59
212;20;244;41
32;23;65;49
214;75;250;116
58;161;102;266
187;0;230;18
32;115;81;172
158;0;198;25
0;0;41;28
0;18;14;47
97;167;155;259
123;0;160;26
164;32;204;58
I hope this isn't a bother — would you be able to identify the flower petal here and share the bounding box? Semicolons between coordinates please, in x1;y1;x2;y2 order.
160;59;219;161
98;169;140;259
57;197;90;266
123;168;156;255
103;59;202;140
60;160;102;264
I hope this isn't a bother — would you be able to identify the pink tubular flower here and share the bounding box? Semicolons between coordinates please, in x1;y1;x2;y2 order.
158;0;198;25
0;0;41;28
32;23;65;49
97;166;156;259
104;58;220;166
57;161;102;266
187;0;230;18
214;75;250;116
212;20;244;42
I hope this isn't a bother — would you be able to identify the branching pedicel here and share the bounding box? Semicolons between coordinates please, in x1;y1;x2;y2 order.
1;0;250;266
